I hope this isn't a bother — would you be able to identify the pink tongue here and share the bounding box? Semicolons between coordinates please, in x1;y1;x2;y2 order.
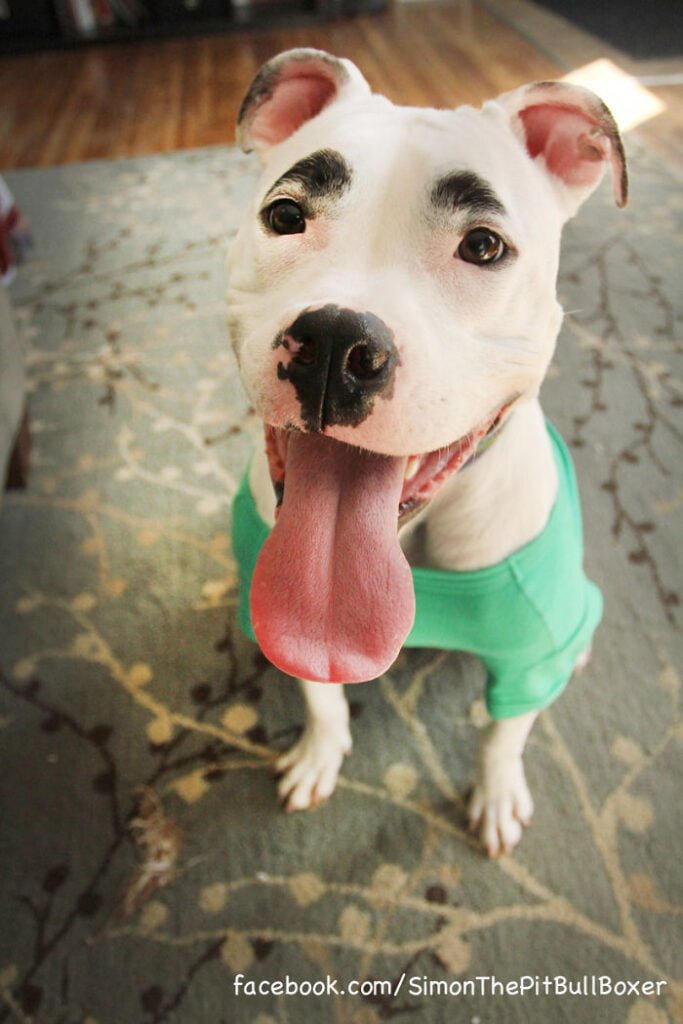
250;432;415;683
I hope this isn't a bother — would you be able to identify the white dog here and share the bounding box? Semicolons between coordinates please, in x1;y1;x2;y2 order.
227;50;627;856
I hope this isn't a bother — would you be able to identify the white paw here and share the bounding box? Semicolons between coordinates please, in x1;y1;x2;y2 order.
467;755;534;858
275;724;351;812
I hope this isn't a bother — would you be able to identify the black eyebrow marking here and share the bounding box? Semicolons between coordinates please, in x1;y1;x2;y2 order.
264;149;352;203
430;171;506;218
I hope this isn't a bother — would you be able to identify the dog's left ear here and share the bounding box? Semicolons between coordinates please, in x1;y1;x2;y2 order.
496;81;628;217
237;48;371;158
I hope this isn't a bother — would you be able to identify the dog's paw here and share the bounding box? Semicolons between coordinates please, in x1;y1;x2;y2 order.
467;756;534;858
275;724;352;812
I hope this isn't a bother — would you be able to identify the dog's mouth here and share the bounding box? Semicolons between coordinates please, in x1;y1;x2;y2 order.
264;400;512;521
250;401;513;685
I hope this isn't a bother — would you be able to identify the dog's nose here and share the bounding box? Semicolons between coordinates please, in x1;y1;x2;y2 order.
275;304;399;431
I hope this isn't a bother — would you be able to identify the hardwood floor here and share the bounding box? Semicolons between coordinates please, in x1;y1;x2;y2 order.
0;0;681;169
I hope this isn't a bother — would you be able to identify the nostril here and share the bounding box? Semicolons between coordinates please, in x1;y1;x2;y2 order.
293;334;317;367
276;305;398;431
345;342;389;382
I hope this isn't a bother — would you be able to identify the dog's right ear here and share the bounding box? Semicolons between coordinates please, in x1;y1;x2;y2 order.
237;49;371;158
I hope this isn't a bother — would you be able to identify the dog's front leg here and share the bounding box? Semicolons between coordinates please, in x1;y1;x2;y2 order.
468;710;537;857
276;679;352;811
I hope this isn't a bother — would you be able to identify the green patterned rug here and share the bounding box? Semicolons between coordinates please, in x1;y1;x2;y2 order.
0;141;681;1024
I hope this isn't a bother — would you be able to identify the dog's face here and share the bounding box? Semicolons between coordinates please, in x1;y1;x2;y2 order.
229;51;625;460
228;50;626;683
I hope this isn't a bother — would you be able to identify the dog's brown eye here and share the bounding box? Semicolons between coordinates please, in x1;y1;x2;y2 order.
458;228;506;265
266;200;306;235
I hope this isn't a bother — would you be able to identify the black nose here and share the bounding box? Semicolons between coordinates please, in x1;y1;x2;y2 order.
275;304;399;432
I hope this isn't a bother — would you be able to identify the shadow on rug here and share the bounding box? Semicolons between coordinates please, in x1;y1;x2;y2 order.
0;141;681;1024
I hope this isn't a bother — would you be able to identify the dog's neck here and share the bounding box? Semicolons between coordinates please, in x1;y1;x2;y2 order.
408;400;559;573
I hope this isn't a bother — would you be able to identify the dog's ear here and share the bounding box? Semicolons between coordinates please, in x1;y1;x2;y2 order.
237;49;371;157
496;81;628;217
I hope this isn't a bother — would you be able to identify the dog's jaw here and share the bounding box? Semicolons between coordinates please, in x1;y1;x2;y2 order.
263;397;515;524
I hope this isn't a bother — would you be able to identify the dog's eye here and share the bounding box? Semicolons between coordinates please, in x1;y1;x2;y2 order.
266;199;306;235
458;228;507;265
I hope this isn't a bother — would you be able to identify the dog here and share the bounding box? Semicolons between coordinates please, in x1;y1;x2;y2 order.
227;49;627;857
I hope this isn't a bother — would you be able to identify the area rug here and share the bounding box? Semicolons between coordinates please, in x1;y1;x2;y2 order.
0;139;681;1024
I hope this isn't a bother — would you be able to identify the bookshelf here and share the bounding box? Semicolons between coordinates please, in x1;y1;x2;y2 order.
0;0;387;52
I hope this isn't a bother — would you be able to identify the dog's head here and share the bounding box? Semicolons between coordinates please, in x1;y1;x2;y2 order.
228;49;627;684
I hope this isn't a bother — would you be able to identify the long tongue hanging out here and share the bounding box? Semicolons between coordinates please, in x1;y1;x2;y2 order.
250;432;415;683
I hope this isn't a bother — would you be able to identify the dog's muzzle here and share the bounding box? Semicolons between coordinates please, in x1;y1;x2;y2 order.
273;304;399;432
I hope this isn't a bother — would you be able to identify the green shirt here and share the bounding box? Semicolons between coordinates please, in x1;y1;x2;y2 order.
231;422;602;720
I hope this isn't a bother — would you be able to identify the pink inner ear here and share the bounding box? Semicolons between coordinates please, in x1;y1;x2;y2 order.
251;74;338;148
519;104;608;191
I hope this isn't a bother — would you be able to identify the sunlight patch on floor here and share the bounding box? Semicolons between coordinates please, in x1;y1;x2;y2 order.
562;58;666;131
